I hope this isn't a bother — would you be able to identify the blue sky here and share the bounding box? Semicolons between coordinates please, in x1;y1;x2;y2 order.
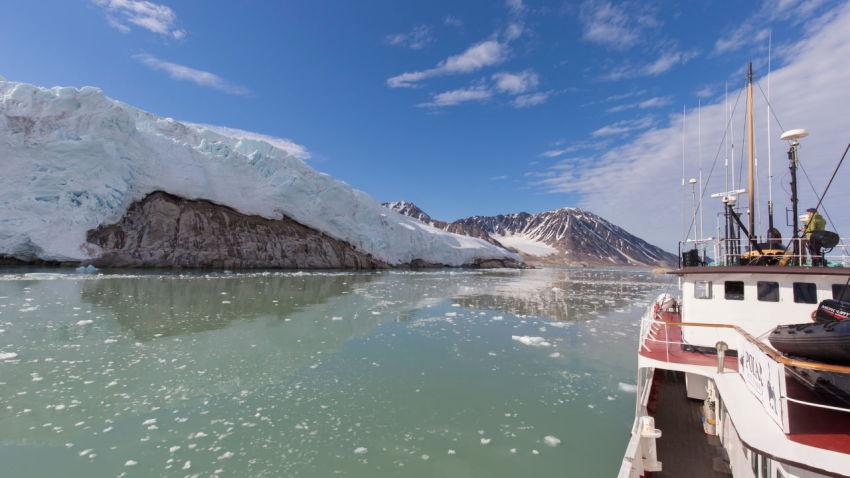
2;0;848;248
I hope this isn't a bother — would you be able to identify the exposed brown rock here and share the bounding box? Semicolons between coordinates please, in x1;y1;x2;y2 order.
86;191;387;269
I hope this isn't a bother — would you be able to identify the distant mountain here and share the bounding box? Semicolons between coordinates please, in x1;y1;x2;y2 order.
382;201;507;249
384;202;677;267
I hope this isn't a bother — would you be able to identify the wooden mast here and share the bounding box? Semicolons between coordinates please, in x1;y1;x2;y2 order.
746;62;756;240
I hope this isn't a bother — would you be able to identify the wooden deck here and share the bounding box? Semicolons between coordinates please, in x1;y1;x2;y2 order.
649;370;731;477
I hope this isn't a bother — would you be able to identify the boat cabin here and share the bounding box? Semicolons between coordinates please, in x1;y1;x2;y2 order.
674;266;850;350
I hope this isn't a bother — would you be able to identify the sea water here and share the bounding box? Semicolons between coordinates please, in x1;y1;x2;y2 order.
0;267;670;477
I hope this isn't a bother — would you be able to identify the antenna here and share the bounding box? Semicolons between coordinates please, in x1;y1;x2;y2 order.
724;82;729;194
767;31;775;232
681;105;686;239
698;100;704;241
781;128;809;262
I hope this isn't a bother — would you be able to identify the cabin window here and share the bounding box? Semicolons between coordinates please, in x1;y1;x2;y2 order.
757;281;780;302
793;282;818;304
833;284;850;302
725;281;745;300
694;281;712;299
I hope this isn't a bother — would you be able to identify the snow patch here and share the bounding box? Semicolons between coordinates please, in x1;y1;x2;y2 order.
492;231;558;257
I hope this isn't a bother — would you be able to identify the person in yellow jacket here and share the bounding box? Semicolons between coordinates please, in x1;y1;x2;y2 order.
802;208;827;266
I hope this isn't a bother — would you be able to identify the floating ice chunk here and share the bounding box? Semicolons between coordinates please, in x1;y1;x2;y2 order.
511;336;551;347
217;451;233;460
142;418;157;426
549;352;561;358
79;449;93;457
618;382;637;393
124;460;137;466
169;446;180;453
492;316;503;321
532;449;540;455
75;320;93;326
182;460;191;470
447;449;456;455
354;447;368;455
331;316;343;321
104;339;117;344
510;448;517;454
0;352;18;360
480;438;491;445
543;436;561;447
75;265;98;274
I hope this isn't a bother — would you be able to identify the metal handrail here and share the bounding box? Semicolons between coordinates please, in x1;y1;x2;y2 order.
679;236;850;268
641;317;850;375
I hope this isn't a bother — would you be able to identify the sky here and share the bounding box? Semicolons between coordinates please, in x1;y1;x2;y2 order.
1;0;848;250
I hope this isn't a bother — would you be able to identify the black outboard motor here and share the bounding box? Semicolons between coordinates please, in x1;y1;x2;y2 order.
681;249;701;267
815;299;850;323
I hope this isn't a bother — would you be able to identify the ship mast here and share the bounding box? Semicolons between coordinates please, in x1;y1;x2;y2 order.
746;62;756;241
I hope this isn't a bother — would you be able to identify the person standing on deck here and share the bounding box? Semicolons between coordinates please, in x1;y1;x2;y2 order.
801;208;827;266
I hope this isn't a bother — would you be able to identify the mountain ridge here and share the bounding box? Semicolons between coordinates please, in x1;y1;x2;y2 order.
383;201;677;267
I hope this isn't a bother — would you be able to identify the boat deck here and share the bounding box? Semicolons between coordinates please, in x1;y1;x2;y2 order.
650;370;730;477
643;308;850;458
640;310;739;371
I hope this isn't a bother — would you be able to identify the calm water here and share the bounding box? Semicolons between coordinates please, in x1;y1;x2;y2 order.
0;267;669;477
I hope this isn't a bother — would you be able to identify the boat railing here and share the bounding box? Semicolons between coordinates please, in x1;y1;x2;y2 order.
639;312;850;434
678;236;850;268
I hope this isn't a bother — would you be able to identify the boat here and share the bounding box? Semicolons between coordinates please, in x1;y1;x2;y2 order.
618;61;850;477
769;320;850;365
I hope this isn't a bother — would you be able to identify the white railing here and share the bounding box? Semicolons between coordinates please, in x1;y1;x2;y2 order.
680;236;850;268
638;314;850;424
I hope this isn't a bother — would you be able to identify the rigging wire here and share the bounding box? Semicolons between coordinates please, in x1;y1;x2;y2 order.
682;85;745;243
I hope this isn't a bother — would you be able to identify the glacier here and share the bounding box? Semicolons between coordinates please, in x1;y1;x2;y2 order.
0;78;520;267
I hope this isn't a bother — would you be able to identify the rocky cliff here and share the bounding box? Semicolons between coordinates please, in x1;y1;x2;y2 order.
86;192;387;269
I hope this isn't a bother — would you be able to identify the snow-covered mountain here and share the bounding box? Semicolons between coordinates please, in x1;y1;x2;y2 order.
384;202;676;267
0;77;520;268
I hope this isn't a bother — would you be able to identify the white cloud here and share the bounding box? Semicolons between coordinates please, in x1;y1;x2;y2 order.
490;175;510;181
386;25;434;50
513;91;551;108
492;70;539;94
534;3;850;250
133;54;251;96
713;0;827;55
506;0;526;15
590;116;655;137
695;85;712;98
444;15;463;27
417;85;493;108
607;95;672;112
93;0;186;39
579;0;658;50
387;40;508;88
603;48;697;81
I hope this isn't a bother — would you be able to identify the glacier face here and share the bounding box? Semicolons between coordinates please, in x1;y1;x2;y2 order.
0;78;520;266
